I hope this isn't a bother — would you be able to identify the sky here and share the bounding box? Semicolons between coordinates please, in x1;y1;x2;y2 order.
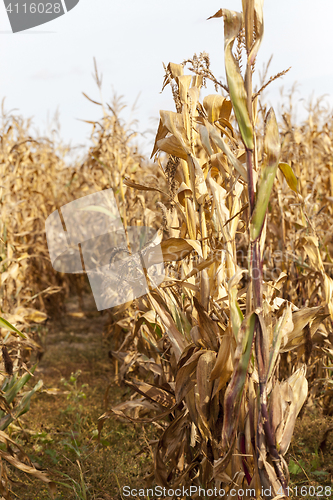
1;0;333;158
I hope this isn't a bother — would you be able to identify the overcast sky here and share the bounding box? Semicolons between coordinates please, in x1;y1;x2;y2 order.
1;0;333;157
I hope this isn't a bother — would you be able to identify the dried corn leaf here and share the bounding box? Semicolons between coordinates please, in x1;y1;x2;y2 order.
278;162;298;193
156;135;188;160
148;293;186;361
196;350;216;423
205;120;247;180
209;9;254;150
281;306;323;352
175;349;203;402
151;118;169;158
160;110;191;155
203;95;227;123
278;366;308;455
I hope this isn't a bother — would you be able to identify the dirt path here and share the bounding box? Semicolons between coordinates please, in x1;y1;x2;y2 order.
12;294;152;500
37;294;111;382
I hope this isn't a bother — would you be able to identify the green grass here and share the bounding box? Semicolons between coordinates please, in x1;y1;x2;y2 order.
287;410;333;499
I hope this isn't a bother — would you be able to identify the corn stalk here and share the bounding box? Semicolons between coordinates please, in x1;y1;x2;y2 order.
104;2;333;498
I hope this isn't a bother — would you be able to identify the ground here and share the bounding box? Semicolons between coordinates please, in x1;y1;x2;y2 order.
9;294;153;500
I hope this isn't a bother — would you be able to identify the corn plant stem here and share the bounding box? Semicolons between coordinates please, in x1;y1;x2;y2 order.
259;382;288;494
251;242;262;309
250;188;288;495
254;316;288;494
246;149;255;215
251;211;288;495
244;28;288;492
240;432;252;485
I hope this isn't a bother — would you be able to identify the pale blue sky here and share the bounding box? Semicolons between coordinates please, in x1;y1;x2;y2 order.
1;0;333;156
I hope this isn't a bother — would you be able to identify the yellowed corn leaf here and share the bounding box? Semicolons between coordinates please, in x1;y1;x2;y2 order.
196;350;216;422
126;380;175;409
160;110;191;154
198;125;213;157
281;306;323;352
221;99;233;121
0;430;52;483
1;262;19;285
205;120;247;180
185;390;201;439
210;335;233;380
177;182;192;206
188;154;208;202
178;75;192;104
324;274;333;319
258;448;283;497
207;175;230;229
228;270;245;339
175;349;203;402
148;293;186;361
267;306;293;380
212;350;233;397
0;316;27;339
209;9;254;150
67;311;85;318
123;177;170;198
151;119;169;158
17;252;30;262
184;239;203;258
247;0;264;65
278;366;308;455
170;252;218;286
210;152;229;175
156;135;188;160
193;297;219;351
278;162;298;193
203;95;226;123
146;238;192;265
302;235;324;273
163;278;199;293
229;181;244;239
217;117;234;136
221;313;256;455
185;197;197;240
168;62;184;80
269;383;283;437
188;86;200;116
15;308;48;324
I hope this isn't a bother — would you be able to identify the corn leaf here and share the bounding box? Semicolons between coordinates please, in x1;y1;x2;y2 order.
250;108;281;241
203;95;227;123
209;9;254;150
4;364;37;405
278;162;298;192
205;120;247;180
0;316;27;339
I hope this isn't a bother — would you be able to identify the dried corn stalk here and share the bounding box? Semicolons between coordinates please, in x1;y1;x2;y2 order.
102;3;333;498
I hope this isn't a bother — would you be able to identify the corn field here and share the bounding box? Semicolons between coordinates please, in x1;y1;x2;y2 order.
0;1;333;499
